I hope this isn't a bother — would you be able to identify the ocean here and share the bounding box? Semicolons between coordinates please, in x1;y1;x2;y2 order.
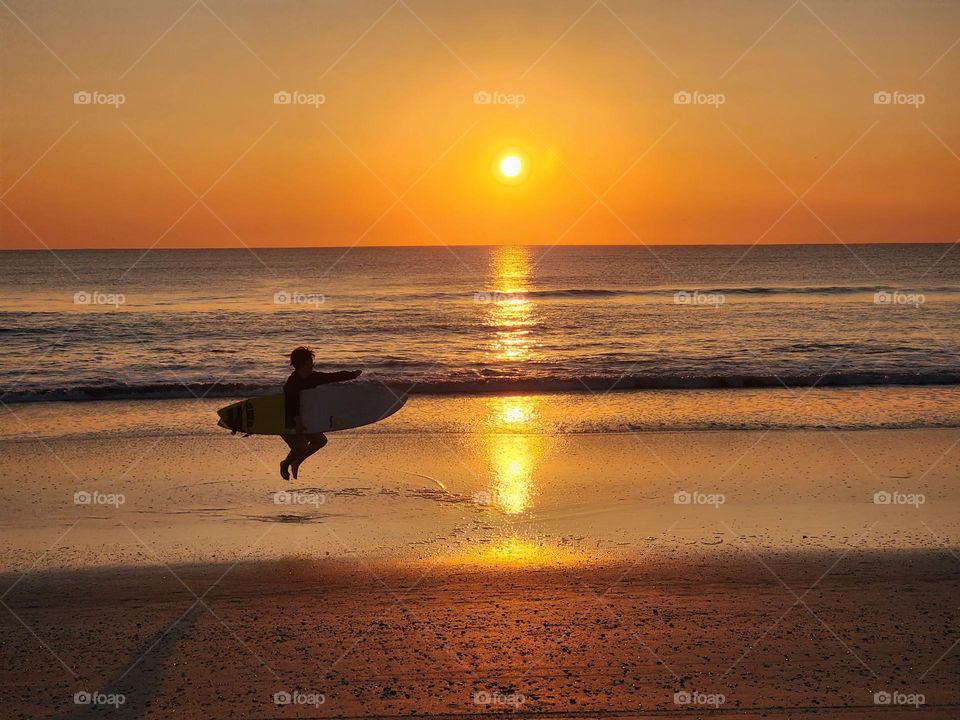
2;244;959;428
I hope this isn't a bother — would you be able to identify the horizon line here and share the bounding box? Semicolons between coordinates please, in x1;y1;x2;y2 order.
1;240;957;252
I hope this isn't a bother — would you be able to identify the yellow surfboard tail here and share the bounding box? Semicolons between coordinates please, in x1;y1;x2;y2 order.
216;395;287;435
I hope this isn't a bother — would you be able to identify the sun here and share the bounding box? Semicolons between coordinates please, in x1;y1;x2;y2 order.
500;154;523;178
493;148;528;184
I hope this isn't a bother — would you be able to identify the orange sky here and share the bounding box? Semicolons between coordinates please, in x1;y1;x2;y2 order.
1;0;958;248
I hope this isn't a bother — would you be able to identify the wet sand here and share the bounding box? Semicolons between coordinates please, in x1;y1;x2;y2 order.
1;396;959;717
2;399;960;568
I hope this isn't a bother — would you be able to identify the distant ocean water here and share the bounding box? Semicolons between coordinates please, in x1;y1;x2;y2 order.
1;244;958;403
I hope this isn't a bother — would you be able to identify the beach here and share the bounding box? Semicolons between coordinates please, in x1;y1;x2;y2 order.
4;0;959;712
2;393;959;717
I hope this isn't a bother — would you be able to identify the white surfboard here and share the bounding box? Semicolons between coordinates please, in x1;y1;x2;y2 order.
217;384;406;435
299;384;406;433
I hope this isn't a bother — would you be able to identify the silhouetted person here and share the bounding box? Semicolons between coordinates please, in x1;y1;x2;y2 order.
281;346;361;480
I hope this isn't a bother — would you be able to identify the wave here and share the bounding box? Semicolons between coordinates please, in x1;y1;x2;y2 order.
5;372;960;403
417;285;960;301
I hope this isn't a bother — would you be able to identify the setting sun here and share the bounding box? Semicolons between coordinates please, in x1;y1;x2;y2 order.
500;155;523;178
493;148;528;185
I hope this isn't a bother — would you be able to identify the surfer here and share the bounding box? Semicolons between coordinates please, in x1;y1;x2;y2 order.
281;346;362;480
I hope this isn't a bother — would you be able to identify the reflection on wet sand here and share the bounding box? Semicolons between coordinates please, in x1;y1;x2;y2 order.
488;434;534;514
443;534;587;567
481;396;550;517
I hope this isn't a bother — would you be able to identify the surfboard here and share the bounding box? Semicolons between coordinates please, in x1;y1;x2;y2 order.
216;385;405;435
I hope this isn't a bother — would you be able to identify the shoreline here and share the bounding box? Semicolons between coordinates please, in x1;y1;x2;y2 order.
6;378;960;404
1;415;958;571
4;387;960;442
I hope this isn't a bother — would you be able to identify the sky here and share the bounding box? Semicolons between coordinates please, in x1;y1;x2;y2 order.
1;0;958;249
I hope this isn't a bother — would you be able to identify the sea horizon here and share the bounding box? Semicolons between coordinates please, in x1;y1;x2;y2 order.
3;240;957;251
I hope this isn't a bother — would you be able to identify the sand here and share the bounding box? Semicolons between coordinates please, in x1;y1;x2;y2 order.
1;396;959;717
2;555;959;718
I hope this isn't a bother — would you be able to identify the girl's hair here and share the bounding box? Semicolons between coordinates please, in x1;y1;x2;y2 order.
289;346;314;367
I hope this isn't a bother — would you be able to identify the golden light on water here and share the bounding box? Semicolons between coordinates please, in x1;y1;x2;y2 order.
487;246;535;363
479;249;542;515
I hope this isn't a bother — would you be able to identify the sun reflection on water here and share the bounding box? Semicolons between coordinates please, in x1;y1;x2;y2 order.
486;246;536;363
480;249;544;516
